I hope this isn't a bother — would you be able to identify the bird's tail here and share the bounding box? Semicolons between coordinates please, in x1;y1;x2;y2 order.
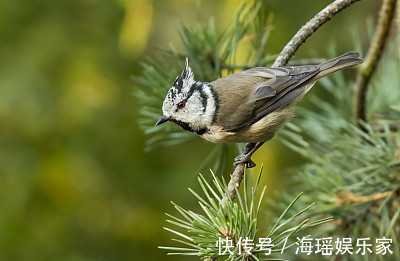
311;51;363;81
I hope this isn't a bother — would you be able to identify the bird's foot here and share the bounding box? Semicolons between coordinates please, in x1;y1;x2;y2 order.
234;154;256;168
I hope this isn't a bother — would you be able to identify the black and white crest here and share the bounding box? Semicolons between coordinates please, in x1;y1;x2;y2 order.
173;57;195;93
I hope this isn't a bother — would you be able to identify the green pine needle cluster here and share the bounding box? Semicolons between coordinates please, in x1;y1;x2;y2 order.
160;170;332;260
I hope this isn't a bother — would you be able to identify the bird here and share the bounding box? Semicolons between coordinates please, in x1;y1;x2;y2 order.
155;52;363;168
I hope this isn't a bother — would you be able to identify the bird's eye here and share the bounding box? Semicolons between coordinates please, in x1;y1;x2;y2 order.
177;101;185;109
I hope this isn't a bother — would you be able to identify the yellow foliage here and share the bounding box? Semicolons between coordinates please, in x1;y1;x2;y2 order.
119;0;153;57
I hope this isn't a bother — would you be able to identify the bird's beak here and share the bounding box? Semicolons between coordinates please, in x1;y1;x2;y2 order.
155;115;169;126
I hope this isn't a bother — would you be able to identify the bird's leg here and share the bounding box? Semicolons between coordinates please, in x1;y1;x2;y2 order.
234;142;265;168
242;142;257;154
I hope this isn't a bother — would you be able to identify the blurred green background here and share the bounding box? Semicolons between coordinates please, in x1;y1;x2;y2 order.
0;0;378;260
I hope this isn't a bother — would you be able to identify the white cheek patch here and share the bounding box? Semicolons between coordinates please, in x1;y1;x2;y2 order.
186;91;203;114
180;84;217;129
175;91;203;124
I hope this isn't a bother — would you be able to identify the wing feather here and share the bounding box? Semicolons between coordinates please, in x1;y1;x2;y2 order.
254;85;276;100
210;65;321;132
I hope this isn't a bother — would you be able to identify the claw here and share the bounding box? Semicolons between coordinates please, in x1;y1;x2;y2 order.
234;154;256;168
246;160;256;168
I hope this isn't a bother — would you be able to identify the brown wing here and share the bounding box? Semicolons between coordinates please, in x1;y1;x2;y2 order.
210;52;363;132
210;65;319;132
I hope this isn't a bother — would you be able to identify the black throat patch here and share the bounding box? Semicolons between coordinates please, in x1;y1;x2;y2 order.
169;118;208;136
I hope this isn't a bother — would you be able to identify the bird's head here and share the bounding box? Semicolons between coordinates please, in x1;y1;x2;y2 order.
156;58;216;135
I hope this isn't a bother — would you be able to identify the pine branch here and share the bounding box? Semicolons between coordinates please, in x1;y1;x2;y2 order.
223;0;361;214
221;162;245;208
353;0;398;129
272;0;361;68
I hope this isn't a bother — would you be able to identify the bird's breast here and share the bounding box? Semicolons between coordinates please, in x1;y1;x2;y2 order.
200;105;295;143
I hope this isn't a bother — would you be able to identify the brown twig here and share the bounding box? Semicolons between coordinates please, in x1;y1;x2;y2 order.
221;163;245;207
272;0;361;68
353;0;397;129
336;190;393;205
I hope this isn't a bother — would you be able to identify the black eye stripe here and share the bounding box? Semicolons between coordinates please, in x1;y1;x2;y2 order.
210;86;219;123
186;82;196;98
199;87;208;113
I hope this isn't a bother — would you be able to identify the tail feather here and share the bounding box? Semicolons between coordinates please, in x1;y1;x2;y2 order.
312;51;363;81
